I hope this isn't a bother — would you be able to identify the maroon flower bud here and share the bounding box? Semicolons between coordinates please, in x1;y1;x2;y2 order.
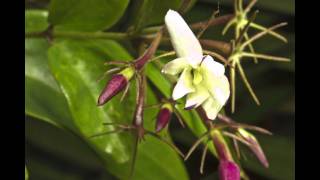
219;160;240;180
97;67;135;106
155;103;173;132
97;74;127;106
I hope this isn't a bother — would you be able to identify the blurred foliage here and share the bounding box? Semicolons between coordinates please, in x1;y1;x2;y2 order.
48;0;130;31
25;0;294;180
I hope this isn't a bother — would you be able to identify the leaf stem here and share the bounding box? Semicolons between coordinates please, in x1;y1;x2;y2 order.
26;30;129;40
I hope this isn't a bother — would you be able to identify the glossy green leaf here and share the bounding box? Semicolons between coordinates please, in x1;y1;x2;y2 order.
48;0;130;31
25;38;77;131
48;39;188;180
26;116;117;180
26;39;106;178
25;10;49;33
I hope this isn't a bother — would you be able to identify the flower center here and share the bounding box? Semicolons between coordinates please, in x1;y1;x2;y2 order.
192;68;203;85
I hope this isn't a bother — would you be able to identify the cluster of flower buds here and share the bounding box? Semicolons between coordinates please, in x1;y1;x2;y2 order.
217;114;269;168
97;28;163;106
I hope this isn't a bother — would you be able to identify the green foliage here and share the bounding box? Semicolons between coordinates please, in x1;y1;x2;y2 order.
25;10;49;33
127;0;182;30
25;38;76;131
48;0;130;31
26;37;188;179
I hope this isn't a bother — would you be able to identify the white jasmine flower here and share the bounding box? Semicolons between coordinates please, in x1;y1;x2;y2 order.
162;10;230;120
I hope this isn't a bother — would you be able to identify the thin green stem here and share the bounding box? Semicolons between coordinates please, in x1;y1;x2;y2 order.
241;52;290;62
250;22;287;43
234;0;239;13
222;131;251;146
237;62;260;105
129;133;139;179
203;50;230;66
89;129;125;138
244;33;258;63
244;0;257;14
233;138;241;159
184;132;210;160
197;9;219;38
146;130;185;157
173;110;186;128
54;31;129;40
200;141;209;174
230;61;236;113
141;26;162;34
238;0;243;12
26;30;129;40
241;22;288;49
149;51;176;62
222;19;236;35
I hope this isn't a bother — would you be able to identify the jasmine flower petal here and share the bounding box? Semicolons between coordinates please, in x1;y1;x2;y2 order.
201;56;230;106
185;85;209;109
162;57;188;75
211;80;230;105
172;68;195;100
165;10;203;67
204;75;230;106
201;55;225;76
202;98;221;120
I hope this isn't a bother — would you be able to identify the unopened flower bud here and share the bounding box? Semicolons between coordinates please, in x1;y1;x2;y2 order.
219;160;241;180
211;130;240;180
97;67;135;106
238;128;269;168
155;103;173;132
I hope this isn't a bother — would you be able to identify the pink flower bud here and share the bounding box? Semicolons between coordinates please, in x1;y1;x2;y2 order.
238;129;269;168
219;160;240;180
212;130;240;180
155;103;173;132
97;74;127;106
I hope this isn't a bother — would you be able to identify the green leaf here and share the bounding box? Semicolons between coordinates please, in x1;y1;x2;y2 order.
127;0;198;31
127;0;181;31
25;38;77;131
48;39;189;180
48;0;130;32
25;10;49;33
26;116;116;180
